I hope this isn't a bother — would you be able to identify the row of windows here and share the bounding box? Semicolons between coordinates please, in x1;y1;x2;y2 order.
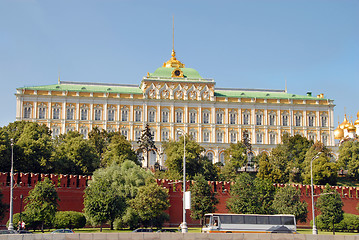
51;126;328;146
24;106;329;127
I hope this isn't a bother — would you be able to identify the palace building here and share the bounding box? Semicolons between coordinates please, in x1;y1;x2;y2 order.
15;49;335;167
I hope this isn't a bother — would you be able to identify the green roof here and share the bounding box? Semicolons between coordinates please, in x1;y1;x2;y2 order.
18;82;143;95
149;67;202;79
215;89;329;100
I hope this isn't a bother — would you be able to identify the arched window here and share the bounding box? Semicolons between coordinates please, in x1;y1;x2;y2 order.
38;104;46;119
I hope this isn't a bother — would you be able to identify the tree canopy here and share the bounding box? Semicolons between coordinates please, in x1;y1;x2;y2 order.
302;142;338;185
337;140;359;181
129;179;170;228
102;134;140;167
83;160;155;229
227;173;275;214
137;124;157;168
24;178;59;232
190;174;218;224
272;185;308;223
51;131;100;175
316;184;344;234
163;135;204;180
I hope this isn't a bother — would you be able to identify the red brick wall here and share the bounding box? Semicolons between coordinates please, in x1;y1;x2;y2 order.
1;173;358;227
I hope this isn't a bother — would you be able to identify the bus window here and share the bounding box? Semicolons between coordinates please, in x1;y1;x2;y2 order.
269;216;281;225
213;217;219;226
281;216;295;225
257;216;269;224
244;215;256;224
204;216;211;227
232;215;244;224
219;215;231;224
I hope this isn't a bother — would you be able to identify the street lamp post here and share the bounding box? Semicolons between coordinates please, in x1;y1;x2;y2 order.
311;151;322;235
178;129;188;233
8;139;14;231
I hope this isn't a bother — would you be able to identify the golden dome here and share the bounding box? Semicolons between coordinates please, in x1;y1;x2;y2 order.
355;110;359;125
348;122;356;132
339;115;349;129
334;126;344;139
163;50;185;68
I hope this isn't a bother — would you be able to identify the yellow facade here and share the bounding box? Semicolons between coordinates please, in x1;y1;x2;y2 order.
16;50;335;166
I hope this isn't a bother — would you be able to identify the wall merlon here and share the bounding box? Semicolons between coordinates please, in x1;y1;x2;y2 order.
59;174;68;188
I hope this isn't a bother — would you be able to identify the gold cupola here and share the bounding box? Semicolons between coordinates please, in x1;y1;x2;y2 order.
348;121;356;133
355;110;359;126
339;114;349;129
334;121;344;139
163;50;185;69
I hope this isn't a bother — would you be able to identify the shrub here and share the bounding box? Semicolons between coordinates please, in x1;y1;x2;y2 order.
316;213;359;232
7;212;41;231
114;208;139;230
53;211;86;229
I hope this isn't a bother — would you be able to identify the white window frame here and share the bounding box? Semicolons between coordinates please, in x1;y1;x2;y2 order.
229;112;236;125
176;110;183;123
256;112;263;125
121;107;128;122
203;131;210;142
108;109;115;121
216;131;223;143
38;106;46;119
189;111;196;124
203;111;210;124
269;114;276;126
256;132;263;144
80;107;88;121
216;111;223;124
53;106;61;120
148;109;156;123
162;110;169;123
135;109;142;122
243;112;250;125
230;132;237;143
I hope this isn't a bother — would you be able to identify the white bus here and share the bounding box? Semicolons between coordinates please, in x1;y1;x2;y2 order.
202;213;297;234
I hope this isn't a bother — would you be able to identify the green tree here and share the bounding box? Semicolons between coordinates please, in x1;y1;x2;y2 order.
190;174;218;224
137;124;157;168
0;128;11;172
88;127;115;159
0;188;8;222
51;131;100;175
316;184;344;235
83;161;153;230
257;152;281;183
84;175;125;231
53;211;86;229
23;178;59;232
221;142;248;181
102;134;140;167
129;179;170;228
227;173;275;214
163;134;204;180
262;133;313;183
201;157;220;181
272;185;308;223
302;142;338;185
337;140;359;180
0;121;53;173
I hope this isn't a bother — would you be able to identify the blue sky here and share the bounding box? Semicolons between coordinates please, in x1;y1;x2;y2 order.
0;0;358;127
